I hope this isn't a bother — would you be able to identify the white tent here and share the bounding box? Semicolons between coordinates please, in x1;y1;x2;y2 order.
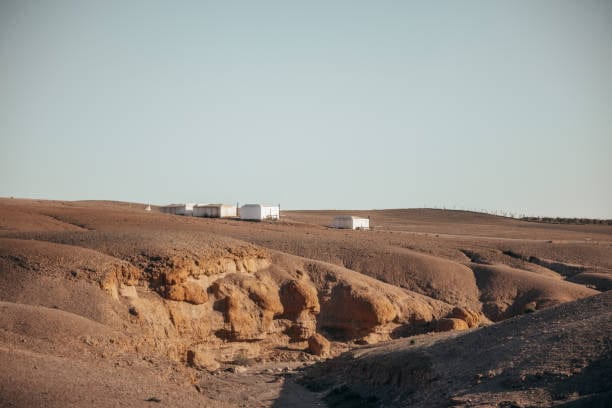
331;215;369;230
240;204;280;221
193;204;237;218
160;203;195;216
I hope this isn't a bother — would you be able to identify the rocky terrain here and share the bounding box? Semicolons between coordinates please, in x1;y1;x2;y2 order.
300;291;612;407
0;198;610;407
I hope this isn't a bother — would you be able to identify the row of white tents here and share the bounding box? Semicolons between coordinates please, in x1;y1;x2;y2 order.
159;203;280;221
158;203;369;229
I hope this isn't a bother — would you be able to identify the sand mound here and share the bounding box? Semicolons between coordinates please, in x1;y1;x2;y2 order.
0;346;220;408
0;301;118;343
471;263;599;320
336;246;482;310
569;272;612;291
0;201;89;233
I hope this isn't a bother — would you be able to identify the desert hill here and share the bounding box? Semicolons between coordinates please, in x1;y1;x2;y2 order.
0;198;610;406
299;290;612;407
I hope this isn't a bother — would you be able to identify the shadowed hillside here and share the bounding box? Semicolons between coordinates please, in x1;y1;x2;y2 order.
299;291;612;407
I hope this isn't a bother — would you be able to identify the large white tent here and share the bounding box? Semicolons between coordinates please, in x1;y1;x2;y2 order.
160;203;195;216
331;215;369;230
193;204;237;218
240;204;280;221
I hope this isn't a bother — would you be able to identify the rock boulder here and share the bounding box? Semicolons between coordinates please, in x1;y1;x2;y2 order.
318;282;397;339
434;318;469;332
307;333;331;357
187;348;220;372
449;307;481;328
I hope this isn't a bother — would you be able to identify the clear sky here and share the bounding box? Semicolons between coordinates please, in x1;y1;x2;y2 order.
1;1;611;217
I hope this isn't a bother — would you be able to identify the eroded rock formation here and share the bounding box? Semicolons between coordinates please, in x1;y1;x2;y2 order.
318;282;397;339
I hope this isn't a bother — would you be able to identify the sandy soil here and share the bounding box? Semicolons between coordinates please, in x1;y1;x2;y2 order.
0;198;610;407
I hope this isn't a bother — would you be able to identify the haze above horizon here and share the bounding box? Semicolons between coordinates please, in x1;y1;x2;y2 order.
1;1;611;218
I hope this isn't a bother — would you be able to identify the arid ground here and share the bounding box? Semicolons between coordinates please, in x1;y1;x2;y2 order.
0;199;610;407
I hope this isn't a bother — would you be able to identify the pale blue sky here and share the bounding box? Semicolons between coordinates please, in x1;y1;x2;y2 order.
1;1;611;217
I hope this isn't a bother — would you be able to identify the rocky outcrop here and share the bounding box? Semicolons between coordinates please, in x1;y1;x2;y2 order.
284;313;318;341
448;307;482;328
280;279;320;318
100;263;142;299
139;247;271;304
434;318;469;332
165;281;208;304
307;333;331;357
97;242;458;364
280;279;320;341
101;245;271;306
160;254;270;285
210;274;283;341
319;282;397;340
187;347;220;372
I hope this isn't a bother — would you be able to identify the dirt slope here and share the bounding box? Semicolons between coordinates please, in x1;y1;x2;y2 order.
299;291;612;407
470;263;598;320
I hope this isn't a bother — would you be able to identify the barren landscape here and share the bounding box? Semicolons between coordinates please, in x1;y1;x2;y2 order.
0;198;610;407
